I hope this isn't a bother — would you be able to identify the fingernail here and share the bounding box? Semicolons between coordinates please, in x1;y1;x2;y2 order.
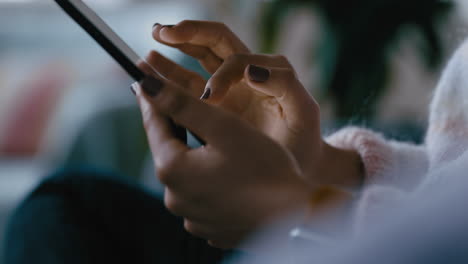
140;76;164;97
130;84;136;95
153;23;161;29
200;88;211;100
248;65;270;83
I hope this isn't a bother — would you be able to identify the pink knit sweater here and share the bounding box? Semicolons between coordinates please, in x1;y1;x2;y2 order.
325;39;468;234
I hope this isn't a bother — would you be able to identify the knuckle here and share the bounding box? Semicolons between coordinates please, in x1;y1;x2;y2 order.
274;54;290;64
276;68;297;83
273;54;294;69
213;21;229;31
212;34;224;48
146;50;158;61
156;166;172;185
178;20;192;27
226;53;248;65
164;191;184;216
284;68;297;79
184;220;208;238
156;156;179;185
183;220;197;235
208;239;232;249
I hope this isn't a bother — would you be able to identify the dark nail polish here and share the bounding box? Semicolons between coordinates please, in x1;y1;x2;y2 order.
130;85;136;95
153;23;161;29
140;76;164;97
248;65;270;83
200;88;211;100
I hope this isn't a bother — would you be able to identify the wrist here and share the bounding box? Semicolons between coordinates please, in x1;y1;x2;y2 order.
319;141;364;190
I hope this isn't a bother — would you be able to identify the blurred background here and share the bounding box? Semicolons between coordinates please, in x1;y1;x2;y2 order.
0;0;467;261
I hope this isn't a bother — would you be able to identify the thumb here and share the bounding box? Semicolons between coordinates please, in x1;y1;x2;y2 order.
245;65;320;127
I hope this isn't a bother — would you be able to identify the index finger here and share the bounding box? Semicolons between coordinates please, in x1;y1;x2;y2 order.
134;75;251;150
157;20;250;60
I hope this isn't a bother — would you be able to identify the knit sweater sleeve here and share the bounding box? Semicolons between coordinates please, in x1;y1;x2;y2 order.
322;127;428;235
426;40;468;171
326;127;428;191
321;39;468;235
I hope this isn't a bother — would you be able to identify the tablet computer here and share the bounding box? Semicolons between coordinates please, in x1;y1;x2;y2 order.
54;0;189;144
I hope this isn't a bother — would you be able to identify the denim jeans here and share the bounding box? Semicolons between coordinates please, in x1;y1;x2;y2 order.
3;168;228;264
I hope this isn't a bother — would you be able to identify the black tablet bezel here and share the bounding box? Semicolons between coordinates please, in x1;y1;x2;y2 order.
54;0;146;81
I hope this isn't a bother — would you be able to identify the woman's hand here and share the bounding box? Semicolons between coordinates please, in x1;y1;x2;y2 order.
132;75;310;248
144;21;362;188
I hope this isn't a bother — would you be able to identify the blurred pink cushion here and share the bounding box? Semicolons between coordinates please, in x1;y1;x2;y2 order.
1;64;68;156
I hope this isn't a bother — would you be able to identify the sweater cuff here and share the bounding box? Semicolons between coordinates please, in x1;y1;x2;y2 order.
325;127;393;185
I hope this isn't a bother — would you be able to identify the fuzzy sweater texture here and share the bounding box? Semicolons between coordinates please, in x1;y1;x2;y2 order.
325;39;468;234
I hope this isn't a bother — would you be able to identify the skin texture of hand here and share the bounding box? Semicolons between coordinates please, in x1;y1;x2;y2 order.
145;21;363;188
132;76;310;249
